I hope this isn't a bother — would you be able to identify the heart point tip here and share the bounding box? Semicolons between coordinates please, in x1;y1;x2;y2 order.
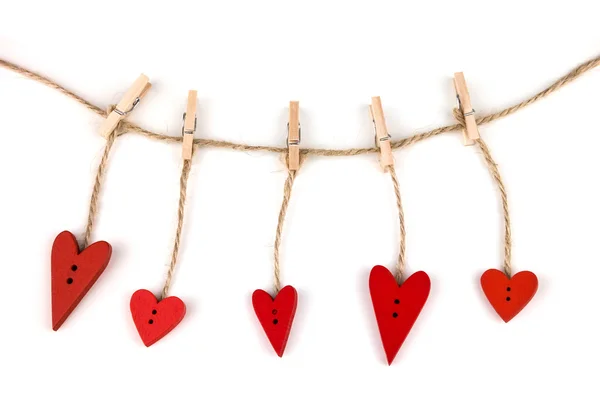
52;320;62;331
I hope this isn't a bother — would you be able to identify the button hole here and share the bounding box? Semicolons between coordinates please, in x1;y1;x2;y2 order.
273;319;279;325
148;319;154;324
66;278;73;284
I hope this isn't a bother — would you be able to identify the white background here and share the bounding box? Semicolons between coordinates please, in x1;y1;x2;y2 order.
1;1;600;399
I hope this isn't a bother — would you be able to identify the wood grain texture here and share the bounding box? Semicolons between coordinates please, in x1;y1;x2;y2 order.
51;230;112;331
453;72;480;145
480;269;538;322
130;289;186;347
182;90;197;160
99;74;151;138
369;97;394;167
369;266;430;365
184;90;197;132
182;133;195;160
252;285;298;357
288;101;300;171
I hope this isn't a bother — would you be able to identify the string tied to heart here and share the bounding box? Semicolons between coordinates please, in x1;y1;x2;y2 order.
273;153;307;294
82;105;125;248
386;163;407;284
161;146;195;300
453;108;513;278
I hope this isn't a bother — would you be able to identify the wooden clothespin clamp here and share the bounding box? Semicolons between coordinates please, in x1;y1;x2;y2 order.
287;101;301;171
99;74;151;138
369;96;394;168
182;90;198;160
453;72;480;146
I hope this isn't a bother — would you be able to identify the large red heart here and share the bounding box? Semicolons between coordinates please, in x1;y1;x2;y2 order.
252;285;298;357
130;289;186;347
51;230;112;331
480;269;538;322
369;266;430;365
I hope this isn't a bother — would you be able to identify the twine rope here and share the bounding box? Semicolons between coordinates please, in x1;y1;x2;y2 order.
161;155;194;299
1;54;599;154
453;109;512;277
82;107;121;248
272;156;304;294
3;55;597;275
387;164;406;283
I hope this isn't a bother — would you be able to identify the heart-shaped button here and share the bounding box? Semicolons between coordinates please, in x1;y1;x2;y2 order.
480;269;538;322
130;289;186;347
252;285;298;357
51;230;112;331
369;266;430;365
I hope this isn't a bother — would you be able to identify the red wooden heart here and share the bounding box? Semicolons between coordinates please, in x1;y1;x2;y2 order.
51;230;112;331
480;269;538;322
369;266;430;365
130;289;186;347
252;285;298;357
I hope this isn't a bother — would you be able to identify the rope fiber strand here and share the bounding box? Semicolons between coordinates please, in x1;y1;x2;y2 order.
273;169;297;294
272;154;306;294
1;54;600;154
475;138;513;277
2;55;597;277
161;155;194;299
453;109;513;278
387;165;406;283
82;110;121;248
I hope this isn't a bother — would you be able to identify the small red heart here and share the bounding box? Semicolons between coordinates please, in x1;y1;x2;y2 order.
252;285;298;357
480;269;538;322
369;266;430;365
130;289;186;347
51;231;112;331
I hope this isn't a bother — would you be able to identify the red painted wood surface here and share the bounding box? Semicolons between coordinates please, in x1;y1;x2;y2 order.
480;269;538;322
51;231;112;331
130;289;186;347
252;285;298;357
369;266;430;365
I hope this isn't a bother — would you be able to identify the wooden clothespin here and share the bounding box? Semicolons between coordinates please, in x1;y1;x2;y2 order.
182;90;197;160
369;96;394;168
453;72;480;146
99;74;151;138
287;101;301;171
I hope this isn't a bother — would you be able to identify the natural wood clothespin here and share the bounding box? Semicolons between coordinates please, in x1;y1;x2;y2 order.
182;90;197;160
453;72;480;146
99;74;151;138
287;101;301;171
369;96;394;168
